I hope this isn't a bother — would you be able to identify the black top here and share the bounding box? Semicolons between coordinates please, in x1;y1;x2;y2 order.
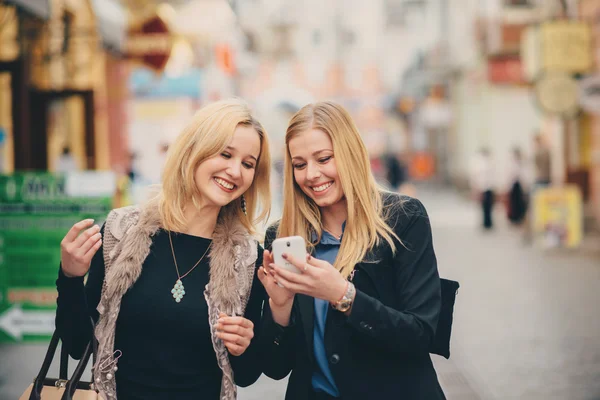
260;194;446;400
56;228;266;400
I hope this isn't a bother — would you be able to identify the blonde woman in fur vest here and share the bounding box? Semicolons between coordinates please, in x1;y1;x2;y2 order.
56;99;271;400
258;102;446;400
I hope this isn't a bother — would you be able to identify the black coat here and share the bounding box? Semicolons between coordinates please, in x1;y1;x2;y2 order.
261;194;446;400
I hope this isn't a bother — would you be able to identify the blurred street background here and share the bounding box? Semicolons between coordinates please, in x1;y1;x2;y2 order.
1;0;600;399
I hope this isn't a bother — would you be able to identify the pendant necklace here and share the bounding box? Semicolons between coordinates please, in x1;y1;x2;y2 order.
323;227;343;241
168;231;211;303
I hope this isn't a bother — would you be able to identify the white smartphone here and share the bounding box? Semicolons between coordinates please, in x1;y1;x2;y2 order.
272;236;307;274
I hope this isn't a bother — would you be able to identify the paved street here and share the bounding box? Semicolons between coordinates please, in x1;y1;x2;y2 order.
2;185;599;399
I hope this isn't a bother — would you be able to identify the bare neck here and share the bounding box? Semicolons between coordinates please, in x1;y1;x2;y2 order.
180;201;220;238
320;199;348;236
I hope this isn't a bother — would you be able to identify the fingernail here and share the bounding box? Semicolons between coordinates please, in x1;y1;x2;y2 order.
306;254;311;261
282;253;288;259
87;219;95;223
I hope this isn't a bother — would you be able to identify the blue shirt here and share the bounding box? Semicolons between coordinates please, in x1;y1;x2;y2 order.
311;227;344;397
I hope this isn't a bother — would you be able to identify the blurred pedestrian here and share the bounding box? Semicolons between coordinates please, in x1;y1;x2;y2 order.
385;152;408;191
507;147;527;225
470;147;495;230
55;99;272;399
258;102;446;400
369;152;406;191
127;151;140;183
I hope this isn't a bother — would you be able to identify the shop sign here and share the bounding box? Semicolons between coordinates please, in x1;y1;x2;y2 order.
125;13;173;72
532;185;583;249
579;75;600;115
541;21;592;73
534;72;579;118
0;172;114;342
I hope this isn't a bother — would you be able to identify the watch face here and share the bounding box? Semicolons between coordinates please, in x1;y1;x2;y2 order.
338;300;352;311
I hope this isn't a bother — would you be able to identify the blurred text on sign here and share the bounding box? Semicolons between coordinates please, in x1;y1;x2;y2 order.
0;172;114;343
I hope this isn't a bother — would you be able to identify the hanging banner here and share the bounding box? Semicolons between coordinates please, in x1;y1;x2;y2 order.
540;21;592;73
0;172;114;342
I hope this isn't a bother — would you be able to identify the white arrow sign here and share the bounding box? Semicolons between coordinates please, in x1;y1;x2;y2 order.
0;304;55;341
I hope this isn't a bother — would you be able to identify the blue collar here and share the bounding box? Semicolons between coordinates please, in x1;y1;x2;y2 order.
311;221;346;245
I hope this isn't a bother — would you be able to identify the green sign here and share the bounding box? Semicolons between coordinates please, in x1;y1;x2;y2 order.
0;172;114;342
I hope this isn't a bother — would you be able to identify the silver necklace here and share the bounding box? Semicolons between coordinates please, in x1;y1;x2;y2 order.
323;227;342;241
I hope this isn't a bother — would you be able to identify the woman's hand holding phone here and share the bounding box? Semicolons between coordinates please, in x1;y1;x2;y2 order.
270;253;347;305
258;249;295;326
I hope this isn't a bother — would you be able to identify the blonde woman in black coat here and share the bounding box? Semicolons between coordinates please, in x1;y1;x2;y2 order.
258;101;446;400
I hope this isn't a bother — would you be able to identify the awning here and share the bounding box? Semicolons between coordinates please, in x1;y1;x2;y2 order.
4;0;50;19
90;0;127;52
6;0;126;53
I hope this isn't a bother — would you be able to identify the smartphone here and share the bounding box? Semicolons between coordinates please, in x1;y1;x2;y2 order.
272;236;307;274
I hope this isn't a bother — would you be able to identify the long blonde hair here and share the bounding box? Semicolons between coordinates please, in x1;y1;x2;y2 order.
278;101;398;278
153;98;271;235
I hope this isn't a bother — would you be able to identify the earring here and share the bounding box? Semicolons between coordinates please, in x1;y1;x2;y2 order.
241;194;247;216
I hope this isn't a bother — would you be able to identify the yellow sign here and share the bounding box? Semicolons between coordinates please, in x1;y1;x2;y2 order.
541;21;592;73
532;185;583;249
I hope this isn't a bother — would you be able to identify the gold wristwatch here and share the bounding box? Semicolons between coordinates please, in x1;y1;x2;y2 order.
331;281;356;312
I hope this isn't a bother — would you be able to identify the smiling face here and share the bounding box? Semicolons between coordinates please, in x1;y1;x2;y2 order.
288;128;345;210
194;124;261;209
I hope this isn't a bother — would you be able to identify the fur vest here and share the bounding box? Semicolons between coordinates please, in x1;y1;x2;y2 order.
91;203;258;400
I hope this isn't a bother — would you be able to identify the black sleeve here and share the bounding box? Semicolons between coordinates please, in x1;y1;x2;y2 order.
55;224;106;360
345;197;442;355
259;299;297;380
229;244;268;387
258;222;298;380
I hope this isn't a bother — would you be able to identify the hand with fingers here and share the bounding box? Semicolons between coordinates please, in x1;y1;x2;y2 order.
269;253;348;304
258;249;295;326
214;312;255;356
257;250;295;307
60;219;102;278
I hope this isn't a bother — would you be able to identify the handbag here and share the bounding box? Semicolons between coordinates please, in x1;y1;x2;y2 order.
19;329;98;400
430;278;460;359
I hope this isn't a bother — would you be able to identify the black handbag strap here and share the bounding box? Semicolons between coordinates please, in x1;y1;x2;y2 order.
62;340;94;399
30;318;97;400
31;331;61;398
60;344;69;379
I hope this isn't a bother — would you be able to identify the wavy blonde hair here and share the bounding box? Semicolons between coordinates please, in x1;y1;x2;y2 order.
278;101;399;278
151;98;271;235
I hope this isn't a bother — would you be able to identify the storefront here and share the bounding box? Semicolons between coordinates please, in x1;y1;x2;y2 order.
1;0;125;173
0;3;27;173
580;0;600;228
